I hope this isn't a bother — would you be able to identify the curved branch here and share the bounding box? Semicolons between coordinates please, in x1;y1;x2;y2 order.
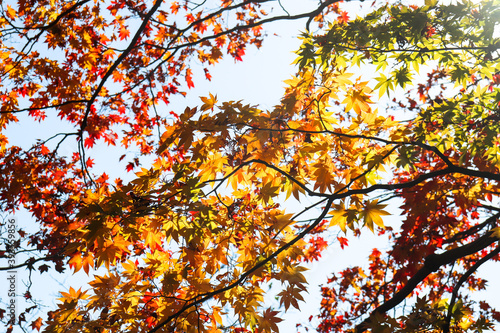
77;0;164;182
0;254;62;271
147;0;340;54
39;0;91;31
332;166;500;200
0;1;91;80
231;122;455;168
0;99;89;114
355;213;500;333
328;44;494;54
443;245;500;333
206;158;329;198
80;0;163;133
106;0;340;104
147;196;335;333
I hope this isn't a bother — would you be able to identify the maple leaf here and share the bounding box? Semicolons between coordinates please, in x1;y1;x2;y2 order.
200;93;217;111
4;6;17;21
126;162;135;172
257;182;281;204
260;308;283;332
329;204;349;232
338;11;349;24
361;200;390;232
38;264;50;273
171;2;180;14
234;46;246;62
185;69;195;89
278;285;305;311
337;236;349;249
313;162;335;193
119;26;130;40
84;136;95;148
204;68;212;80
59;287;89;302
113;71;124;82
68;253;94;274
342;83;373;114
40;145;50;155
30;317;43;332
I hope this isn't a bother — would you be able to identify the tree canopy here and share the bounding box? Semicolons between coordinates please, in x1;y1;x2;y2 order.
0;0;500;332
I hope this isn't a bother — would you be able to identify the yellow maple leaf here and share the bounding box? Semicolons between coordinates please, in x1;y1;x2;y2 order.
361;200;390;232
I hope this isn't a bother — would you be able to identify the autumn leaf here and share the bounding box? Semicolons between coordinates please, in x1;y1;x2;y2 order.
186;68;195;89
278;285;305;311
30;317;43;332
329;204;349;232
40;145;50;155
260;308;283;332
119;26;130;40
200;93;217;111
360;200;390;232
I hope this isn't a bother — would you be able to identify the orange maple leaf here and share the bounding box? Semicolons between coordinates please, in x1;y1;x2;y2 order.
40;145;50;155
30;317;43;332
119;26;130;40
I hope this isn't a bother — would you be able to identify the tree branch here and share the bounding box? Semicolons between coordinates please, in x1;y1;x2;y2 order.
0;254;62;271
355;213;500;333
147;197;335;333
443;245;500;333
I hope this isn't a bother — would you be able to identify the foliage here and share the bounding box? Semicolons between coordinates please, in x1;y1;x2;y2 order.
0;0;499;333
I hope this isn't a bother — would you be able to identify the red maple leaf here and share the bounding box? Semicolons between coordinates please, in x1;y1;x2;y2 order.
185;68;194;88
338;11;349;24
40;145;50;155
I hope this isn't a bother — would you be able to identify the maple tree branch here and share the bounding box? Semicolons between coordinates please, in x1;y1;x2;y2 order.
443;245;500;333
77;0;164;182
330;44;495;54
206;158;329;198
480;204;500;212
354;213;500;333
445;217;498;244
27;132;79;155
0;1;91;80
277;0;290;16
5;0;91;31
80;0;163;135
178;0;273;35
0;254;62;271
39;0;91;31
0;99;89;114
292;197;329;221
147;196;335;333
331;165;500;200
107;0;341;103
151;143;492;332
330;167;451;200
148;0;340;55
115;0;332;98
452;165;500;182
240;121;455;168
411;141;454;167
306;0;339;31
